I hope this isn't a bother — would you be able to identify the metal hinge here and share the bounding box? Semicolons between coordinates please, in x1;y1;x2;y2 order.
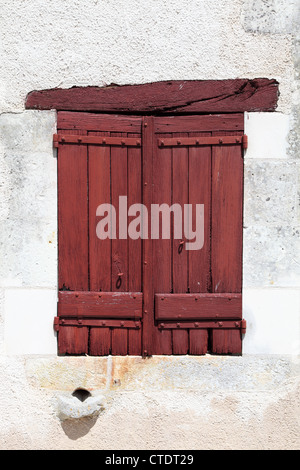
53;316;59;332
242;135;248;150
157;135;248;148
53;134;141;148
54;316;141;331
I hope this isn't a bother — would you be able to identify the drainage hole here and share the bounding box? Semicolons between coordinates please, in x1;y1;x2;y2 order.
72;388;92;402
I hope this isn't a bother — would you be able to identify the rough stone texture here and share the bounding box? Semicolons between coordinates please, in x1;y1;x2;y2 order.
25;357;108;391
56;393;105;421
0;0;295;114
0;355;298;450
243;159;300;287
244;160;298;226
0;289;5;355
288;34;300;161
242;0;300;34
0;111;57;288
243;225;300;287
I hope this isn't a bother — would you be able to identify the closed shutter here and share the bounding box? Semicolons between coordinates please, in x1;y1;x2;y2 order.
55;113;143;355
54;112;246;355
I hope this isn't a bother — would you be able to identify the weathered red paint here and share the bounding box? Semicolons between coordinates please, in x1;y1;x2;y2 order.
26;79;279;113
155;293;242;321
58;291;143;318
157;136;244;147
54;134;141;147
56;113;245;356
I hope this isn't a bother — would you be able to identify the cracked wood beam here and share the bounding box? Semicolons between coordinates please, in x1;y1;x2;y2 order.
25;79;279;113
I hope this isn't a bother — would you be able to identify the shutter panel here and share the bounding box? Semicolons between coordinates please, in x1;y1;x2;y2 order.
151;129;173;354
56;113;143;355
55;112;246;356
148;115;245;355
57;128;89;354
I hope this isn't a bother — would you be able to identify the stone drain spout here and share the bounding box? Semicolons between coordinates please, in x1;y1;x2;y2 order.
56;388;105;421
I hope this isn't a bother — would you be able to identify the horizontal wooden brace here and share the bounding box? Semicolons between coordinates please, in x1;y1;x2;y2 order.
154;114;244;133
54;317;141;331
155;293;242;321
58;291;143;318
57;112;143;132
157;135;247;148
158;319;246;332
53;134;141;148
54;319;246;332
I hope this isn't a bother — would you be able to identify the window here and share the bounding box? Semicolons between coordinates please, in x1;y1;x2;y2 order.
54;112;246;356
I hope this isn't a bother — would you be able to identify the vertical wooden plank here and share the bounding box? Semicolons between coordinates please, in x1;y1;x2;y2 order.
127;133;142;355
172;330;189;355
128;133;142;292
88;131;112;356
151;131;172;354
58;327;89;355
128;328;142;355
58;129;89;355
89;328;111;356
142;118;172;355
172;132;189;294
188;132;211;294
172;132;189;354
110;133;129;355
189;330;208;355
58;129;89;291
111;329;128;356
111;133;128;292
153;134;172;291
211;131;244;355
187;131;211;355
142;117;154;356
88;131;111;291
211;330;242;355
211;132;243;294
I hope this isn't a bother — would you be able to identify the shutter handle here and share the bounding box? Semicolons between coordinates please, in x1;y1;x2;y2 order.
178;240;185;254
116;272;123;289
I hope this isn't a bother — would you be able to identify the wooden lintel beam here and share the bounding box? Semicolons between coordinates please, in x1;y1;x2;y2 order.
26;79;279;114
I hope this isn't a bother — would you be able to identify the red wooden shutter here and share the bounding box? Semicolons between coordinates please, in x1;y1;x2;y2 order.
142;114;246;355
56;113;143;355
54;112;246;355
